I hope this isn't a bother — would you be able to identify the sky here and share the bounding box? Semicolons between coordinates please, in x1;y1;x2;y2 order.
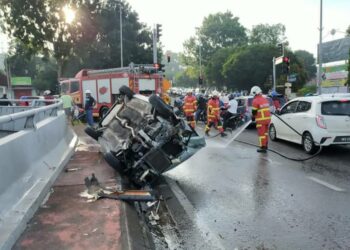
127;0;350;57
0;0;349;57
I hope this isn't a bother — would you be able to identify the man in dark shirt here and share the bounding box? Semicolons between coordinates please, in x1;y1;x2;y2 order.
84;90;96;126
0;94;12;106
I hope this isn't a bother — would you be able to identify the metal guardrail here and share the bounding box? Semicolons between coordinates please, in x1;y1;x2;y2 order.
0;99;63;131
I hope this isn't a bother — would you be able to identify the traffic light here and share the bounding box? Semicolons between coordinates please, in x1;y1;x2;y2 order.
156;24;162;41
198;76;203;85
282;56;290;74
277;43;283;56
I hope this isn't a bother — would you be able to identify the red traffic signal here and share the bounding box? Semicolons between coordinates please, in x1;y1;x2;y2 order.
283;56;290;63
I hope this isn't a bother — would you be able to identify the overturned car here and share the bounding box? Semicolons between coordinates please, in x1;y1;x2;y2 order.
85;86;206;186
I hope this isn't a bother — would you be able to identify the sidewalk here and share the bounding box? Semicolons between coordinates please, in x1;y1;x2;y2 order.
13;125;122;250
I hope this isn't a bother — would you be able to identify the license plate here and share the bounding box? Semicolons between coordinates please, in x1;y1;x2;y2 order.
334;136;350;143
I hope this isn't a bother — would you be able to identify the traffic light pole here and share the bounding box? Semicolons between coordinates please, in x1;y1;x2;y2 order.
272;57;276;91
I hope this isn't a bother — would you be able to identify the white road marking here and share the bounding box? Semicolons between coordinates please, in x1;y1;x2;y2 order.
307;176;345;192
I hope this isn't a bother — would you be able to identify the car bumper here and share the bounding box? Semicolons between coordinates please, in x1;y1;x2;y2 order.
312;130;350;146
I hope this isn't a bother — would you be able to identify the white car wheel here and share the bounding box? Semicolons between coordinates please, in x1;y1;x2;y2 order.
269;124;278;141
302;132;318;154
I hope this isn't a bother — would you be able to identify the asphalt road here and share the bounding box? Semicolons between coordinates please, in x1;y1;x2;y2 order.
161;123;350;249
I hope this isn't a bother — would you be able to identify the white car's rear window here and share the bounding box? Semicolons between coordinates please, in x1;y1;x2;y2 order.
321;100;350;116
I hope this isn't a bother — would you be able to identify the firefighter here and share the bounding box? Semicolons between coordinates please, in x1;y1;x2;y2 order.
183;90;197;128
251;86;271;153
205;90;227;137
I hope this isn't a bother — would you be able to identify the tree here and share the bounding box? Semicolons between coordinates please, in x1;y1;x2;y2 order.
182;11;248;71
0;0;155;78
222;45;276;91
346;25;350;37
222;45;308;92
205;47;236;87
294;50;317;80
249;23;287;45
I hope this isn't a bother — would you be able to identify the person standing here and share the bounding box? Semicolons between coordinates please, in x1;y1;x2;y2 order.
85;90;96;127
43;90;54;105
183;90;197;129
250;86;271;153
205;91;226;137
60;91;74;121
0;94;12;106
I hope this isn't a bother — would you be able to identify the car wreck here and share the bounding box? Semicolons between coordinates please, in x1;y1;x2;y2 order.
85;86;206;186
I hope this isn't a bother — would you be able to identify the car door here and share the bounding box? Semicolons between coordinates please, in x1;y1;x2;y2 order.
274;101;298;141
288;101;312;143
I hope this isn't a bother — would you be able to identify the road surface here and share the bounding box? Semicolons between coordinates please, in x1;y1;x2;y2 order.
159;124;350;249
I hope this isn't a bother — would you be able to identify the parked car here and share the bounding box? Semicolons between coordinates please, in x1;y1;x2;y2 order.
269;94;350;154
85;86;206;186
236;95;275;123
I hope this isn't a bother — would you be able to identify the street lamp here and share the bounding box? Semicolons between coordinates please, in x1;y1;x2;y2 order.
195;27;202;86
317;0;323;95
119;4;123;67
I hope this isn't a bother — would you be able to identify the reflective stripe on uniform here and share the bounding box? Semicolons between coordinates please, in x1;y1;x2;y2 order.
256;117;271;121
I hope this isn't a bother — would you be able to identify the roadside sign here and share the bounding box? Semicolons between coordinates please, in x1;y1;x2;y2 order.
274;56;283;65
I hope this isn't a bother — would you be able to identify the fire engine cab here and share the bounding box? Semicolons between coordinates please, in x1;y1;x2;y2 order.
60;64;164;118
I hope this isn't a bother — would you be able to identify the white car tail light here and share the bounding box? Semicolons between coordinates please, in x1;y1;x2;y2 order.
316;115;327;129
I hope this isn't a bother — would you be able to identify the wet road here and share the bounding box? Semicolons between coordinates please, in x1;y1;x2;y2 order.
163;124;350;249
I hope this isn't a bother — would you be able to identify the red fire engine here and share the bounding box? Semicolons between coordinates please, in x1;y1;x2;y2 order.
60;64;164;118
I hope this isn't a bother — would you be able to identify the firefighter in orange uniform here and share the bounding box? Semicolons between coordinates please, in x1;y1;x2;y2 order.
183;90;197;129
205;91;227;137
251;86;271;153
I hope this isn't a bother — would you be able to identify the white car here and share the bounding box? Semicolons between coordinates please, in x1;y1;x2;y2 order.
269;94;350;154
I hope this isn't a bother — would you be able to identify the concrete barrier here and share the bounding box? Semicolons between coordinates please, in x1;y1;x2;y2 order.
0;111;77;250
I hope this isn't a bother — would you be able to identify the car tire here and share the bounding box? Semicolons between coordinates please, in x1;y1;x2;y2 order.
84;126;102;141
269;124;278;141
100;106;109;119
119;85;134;99
302;132;318;154
149;94;173;118
104;152;124;173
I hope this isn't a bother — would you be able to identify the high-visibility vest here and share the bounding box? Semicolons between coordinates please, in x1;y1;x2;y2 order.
183;95;197;116
252;95;271;124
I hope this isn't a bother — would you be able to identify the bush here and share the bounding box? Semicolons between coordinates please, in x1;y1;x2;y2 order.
297;85;317;96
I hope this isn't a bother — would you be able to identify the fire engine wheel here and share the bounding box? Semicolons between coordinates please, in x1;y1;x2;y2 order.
119;85;134;99
149;94;173;119
104;152;124;173
84;127;102;141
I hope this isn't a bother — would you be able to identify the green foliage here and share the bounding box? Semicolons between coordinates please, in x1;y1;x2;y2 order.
346;25;350;37
0;0;155;78
294;50;316;80
222;45;276;91
205;47;236;87
297;85;317;96
249;23;286;45
182;11;247;71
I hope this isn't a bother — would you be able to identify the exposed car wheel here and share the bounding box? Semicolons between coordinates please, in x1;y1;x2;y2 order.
149;94;173;118
100;106;109;119
104;152;124;173
302;132;318;154
119;85;134;99
269;124;278;141
84;127;102;141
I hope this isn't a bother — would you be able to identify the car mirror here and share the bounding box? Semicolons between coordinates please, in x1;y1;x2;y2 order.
274;109;281;115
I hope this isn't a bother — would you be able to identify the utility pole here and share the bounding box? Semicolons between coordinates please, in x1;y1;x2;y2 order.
153;26;157;64
272;57;276;91
119;4;123;67
317;0;323;94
